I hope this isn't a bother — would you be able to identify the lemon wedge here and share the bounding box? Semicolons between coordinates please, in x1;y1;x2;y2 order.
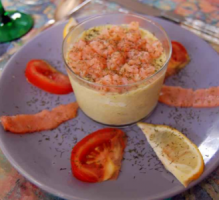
137;122;204;187
63;18;78;39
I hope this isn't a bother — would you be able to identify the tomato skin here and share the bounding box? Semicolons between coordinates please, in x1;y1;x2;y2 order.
165;41;190;78
25;60;73;94
71;128;127;183
171;41;188;63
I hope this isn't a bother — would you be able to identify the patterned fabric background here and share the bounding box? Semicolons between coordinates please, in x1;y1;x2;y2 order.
0;0;219;200
141;0;219;26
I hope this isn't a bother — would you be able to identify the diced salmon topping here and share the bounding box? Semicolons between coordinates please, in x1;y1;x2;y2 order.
159;85;219;108
67;22;165;87
0;102;78;134
107;52;126;71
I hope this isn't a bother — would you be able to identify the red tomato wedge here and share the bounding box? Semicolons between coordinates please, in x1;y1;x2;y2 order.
25;60;73;94
166;41;190;78
71;128;127;183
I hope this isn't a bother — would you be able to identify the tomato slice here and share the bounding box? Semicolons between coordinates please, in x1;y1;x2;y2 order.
165;41;190;78
71;128;127;183
171;41;189;63
25;60;73;94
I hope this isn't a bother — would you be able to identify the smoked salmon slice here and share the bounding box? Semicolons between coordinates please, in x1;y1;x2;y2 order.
0;102;78;134
159;85;193;107
193;87;219;108
159;86;219;108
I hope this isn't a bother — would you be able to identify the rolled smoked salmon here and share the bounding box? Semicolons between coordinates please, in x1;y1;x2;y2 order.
0;102;78;134
159;86;219;108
